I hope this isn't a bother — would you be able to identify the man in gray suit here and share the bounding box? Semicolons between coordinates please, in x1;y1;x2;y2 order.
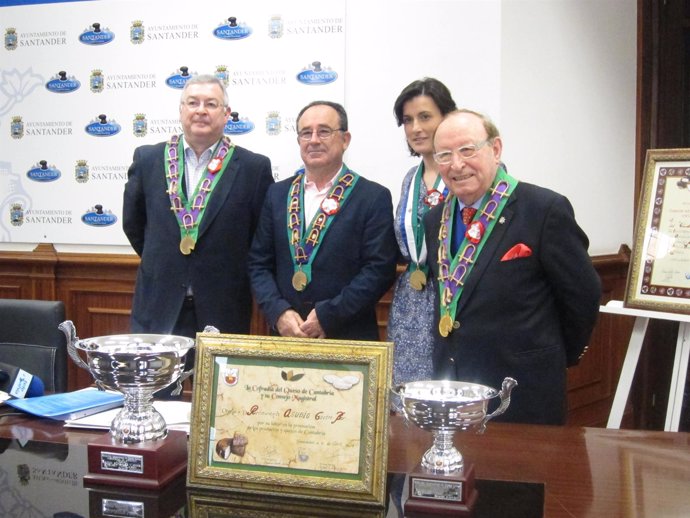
123;74;273;343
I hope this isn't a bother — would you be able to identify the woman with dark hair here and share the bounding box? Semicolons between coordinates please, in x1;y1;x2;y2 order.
389;78;457;404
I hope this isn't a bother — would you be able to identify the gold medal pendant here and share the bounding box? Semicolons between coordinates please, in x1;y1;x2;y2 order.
180;235;196;255
292;270;308;291
438;314;454;337
409;269;427;291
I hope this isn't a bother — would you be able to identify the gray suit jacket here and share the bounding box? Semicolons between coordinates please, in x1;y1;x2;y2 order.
123;140;273;334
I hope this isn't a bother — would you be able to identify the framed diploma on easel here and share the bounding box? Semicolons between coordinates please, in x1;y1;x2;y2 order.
187;333;392;507
625;148;690;314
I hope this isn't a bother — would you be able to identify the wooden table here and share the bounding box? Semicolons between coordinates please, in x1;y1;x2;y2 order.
389;417;690;517
1;411;689;517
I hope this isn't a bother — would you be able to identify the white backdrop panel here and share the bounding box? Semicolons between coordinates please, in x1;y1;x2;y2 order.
1;0;345;245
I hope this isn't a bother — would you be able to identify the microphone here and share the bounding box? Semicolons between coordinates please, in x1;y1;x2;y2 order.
0;362;45;398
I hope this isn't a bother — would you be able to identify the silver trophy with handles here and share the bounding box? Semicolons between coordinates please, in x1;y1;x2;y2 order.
59;320;196;443
59;320;216;489
395;377;517;516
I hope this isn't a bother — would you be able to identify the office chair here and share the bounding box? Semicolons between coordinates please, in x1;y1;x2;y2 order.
0;299;67;393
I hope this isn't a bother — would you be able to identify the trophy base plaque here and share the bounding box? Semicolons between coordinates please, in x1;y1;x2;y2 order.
404;464;478;517
84;430;188;490
88;471;187;518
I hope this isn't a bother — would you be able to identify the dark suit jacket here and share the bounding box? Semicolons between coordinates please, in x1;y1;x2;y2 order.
424;182;601;425
122;140;273;334
248;172;398;341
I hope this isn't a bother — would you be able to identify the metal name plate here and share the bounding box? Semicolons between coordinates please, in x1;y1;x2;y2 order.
100;451;144;474
102;497;145;518
411;477;463;502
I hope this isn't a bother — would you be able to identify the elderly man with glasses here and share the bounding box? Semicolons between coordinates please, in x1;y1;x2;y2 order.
249;100;397;341
423;109;601;425
122;74;273;395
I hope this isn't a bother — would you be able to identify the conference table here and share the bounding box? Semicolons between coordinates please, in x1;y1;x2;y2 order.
1;409;689;517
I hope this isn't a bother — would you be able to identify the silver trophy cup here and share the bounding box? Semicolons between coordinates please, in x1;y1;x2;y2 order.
396;377;517;474
59;320;195;443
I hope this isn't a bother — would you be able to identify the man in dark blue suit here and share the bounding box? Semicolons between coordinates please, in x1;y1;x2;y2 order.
249;101;397;340
123;74;273;342
424;109;601;424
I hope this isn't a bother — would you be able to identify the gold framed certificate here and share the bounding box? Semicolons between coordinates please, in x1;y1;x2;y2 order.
187;489;386;517
187;333;392;507
625;148;690;314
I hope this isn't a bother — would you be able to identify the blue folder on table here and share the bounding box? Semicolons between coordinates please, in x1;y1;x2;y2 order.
5;387;124;421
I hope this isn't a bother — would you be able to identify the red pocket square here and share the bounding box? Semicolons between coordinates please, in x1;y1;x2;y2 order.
501;243;532;261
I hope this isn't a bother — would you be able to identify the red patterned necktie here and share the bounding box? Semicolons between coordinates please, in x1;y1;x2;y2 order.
462;207;477;225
